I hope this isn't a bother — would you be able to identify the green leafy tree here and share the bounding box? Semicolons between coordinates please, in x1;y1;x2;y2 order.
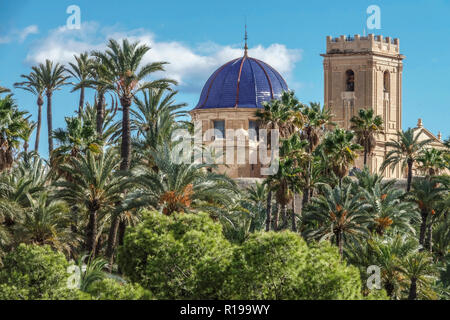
0;244;71;299
118;211;232;299
223;231;363;299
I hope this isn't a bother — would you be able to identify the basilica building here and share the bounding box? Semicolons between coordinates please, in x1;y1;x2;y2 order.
190;34;445;179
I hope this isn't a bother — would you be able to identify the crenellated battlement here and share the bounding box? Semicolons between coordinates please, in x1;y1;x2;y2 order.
325;34;400;55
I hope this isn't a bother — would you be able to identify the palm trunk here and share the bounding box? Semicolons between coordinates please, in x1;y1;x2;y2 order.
419;210;428;247
291;196;297;232
87;209;98;257
425;222;433;252
273;206;280;231
79;87;85;115
408;278;417;300
302;159;312;206
106;215;120;270
118;220;126;246
265;190;272;231
281;204;287;230
336;231;343;258
96;92;104;136
120;96;132;171
46;92;53;154
34;98;43;152
406;159;413;192
363;147;368;166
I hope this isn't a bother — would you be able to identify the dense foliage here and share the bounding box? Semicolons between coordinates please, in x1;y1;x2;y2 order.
0;37;449;300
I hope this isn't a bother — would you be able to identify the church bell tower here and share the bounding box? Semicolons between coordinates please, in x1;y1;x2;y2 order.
321;34;405;178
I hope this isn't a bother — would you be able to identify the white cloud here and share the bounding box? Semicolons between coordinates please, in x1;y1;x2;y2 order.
26;22;302;92
0;25;39;44
18;25;39;42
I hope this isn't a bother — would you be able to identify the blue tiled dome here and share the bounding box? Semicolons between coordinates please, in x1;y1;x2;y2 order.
195;55;288;109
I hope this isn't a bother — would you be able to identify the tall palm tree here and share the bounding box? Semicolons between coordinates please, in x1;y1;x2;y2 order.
407;177;447;249
66;52;94;115
32;60;70;154
304;183;369;257
264;158;301;231
131;88;187;166
0;96;29;171
416;148;448;177
256;91;303;230
381;128;432;192
301;102;333;205
92;39;176;172
321;128;363;184
350;108;384;166
14;71;46;152
54;149;126;257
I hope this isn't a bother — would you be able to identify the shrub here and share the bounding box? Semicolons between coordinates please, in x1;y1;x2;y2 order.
0;244;73;300
87;278;153;300
118;211;232;299
223;231;364;300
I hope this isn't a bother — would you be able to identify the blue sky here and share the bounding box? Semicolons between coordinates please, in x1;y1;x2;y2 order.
1;0;449;156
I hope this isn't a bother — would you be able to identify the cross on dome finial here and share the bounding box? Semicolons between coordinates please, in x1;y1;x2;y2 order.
244;24;248;56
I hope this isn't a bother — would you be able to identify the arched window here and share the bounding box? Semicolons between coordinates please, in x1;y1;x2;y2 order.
383;71;390;92
345;70;355;92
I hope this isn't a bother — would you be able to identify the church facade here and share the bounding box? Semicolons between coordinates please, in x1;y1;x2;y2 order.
190;34;445;179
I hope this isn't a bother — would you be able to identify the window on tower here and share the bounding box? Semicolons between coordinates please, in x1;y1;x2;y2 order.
213;120;225;139
345;70;355;92
383;71;390;92
249;120;260;141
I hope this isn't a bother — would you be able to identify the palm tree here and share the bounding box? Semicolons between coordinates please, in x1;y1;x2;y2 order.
256;91;303;230
407;177;447;250
381;128;432;192
0;96;29;171
416;148;448;177
346;232;421;299
66;52;94;114
304;183;369;257
123;145;237;216
400;251;437;300
265;158;301;231
361;183;420;236
14;193;78;255
92;39;177;172
301;102;333;205
255;90;302;141
32;60;70;154
0;86;10;94
131;88;187;165
14;71;45;152
350;108;384;166
321;128;363;184
54;149;126;257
